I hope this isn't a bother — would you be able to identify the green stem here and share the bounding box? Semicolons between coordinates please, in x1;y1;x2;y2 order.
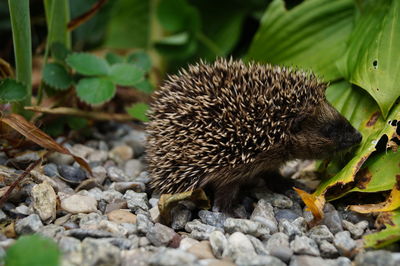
8;0;32;117
196;32;223;56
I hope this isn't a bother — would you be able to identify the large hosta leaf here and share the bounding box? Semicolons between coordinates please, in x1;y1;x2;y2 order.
246;0;355;81
337;0;400;118
364;211;400;248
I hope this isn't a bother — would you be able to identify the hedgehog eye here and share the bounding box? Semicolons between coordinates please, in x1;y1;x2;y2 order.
290;115;306;134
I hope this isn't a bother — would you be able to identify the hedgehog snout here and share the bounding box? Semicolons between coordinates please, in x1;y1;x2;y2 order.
338;129;362;150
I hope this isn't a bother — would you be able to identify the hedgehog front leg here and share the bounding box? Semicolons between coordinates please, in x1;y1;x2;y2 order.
212;183;241;213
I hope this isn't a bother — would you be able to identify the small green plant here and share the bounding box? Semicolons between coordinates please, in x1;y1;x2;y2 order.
5;235;60;266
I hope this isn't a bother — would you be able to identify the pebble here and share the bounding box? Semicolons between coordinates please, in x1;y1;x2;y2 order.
124;190;149;212
31;182;57;223
171;205;192;230
307;225;334;244
112;181;146;193
71;144;95;158
121;249;153;266
199;210;227;229
149;248;197;266
0;210;7;222
58;236;83;266
108;166;130;182
107;209;136;224
279;219;302;238
43;163;60;177
179;237;199;251
250;199;278;233
354;250;397;266
137;213;154;235
247;235;268;255
275;209;301;222
81;238;121;266
209;231;228;259
66;228;116;240
323;209;343;234
334;231;356;258
47;152;74;165
87;150;108;163
266;233;293;262
319;240;338;258
224;218;268;238
122;130;147;156
223;232;256;261
109;145;133;165
149;206;160;223
124;159;143;179
92;166;107;184
236;255;285;266
102;189;124;203
254;190;293;209
60;194;98;214
37;224;65;239
185;220;222;241
146;223;177;247
15;214;43;235
290;235;320;256
342;220;368;239
188;240;215;259
58;165;87;184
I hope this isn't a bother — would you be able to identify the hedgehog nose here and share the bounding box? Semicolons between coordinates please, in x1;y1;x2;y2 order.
354;131;362;144
339;130;362;150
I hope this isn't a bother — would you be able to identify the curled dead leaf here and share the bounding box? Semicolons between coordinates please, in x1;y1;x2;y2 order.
294;187;325;221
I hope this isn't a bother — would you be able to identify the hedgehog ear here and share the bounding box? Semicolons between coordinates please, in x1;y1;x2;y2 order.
290;114;307;134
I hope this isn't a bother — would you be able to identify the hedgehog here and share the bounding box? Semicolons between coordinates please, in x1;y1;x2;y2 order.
146;58;362;211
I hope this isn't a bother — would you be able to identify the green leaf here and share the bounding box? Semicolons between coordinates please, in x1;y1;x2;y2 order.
127;51;152;72
0;79;28;102
155;33;197;59
51;42;70;62
364;211;400;248
42;63;73;90
66;53;110;76
246;0;355;81
5;235;60;266
67;116;88;130
109;63;144;86
76;77;115;105
337;0;400;118
157;0;200;33
126;102;149;122
105;0;151;49
105;52;124;65
134;79;153;94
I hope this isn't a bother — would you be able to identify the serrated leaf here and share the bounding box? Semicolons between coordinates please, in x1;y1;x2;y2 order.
109;63;144;86
127;51;152;72
126;102;149;122
134;79;153;94
246;0;354;81
76;77;115;105
0;79;28;102
337;0;400;118
42;63;73;90
5;235;60;266
105;52;124;65
66;53;110;76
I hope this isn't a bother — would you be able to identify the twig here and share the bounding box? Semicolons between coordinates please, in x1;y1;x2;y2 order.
25;106;137;122
68;0;108;31
0;158;42;207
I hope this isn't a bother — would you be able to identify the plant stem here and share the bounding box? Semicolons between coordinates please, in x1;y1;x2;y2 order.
196;32;223;56
8;0;32;117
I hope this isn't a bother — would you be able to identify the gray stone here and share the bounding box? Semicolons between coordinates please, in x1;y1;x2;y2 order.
0;210;6;222
307;225;334;243
331;257;352;266
179;237;199;251
136;214;153;235
323;210;343;234
198;210;227;228
102;189;124;203
275;209;301;222
71;144;95;158
139;237;150;247
47;152;74;165
247;235;268;255
43;163;60;177
58;165;87;183
254;190;293;209
289;255;325;266
79;212;105;229
342;220;368;239
146;223;177;247
58;236;83;266
149;198;159;208
81;238;121;266
354;250;397;266
149;248;197;266
333;231;356;258
122;130;147;157
319;240;338;258
14;204;31;216
112;182;146;193
223;232;256;261
108;166;129;182
104;236;139;250
236;255;285;266
149;206;160;223
209;231;228;259
92;166;107;184
279;219;302;238
60;194;98;214
124;159;143;179
224;218;269;238
124;190;149;212
37;224;65;239
66;229;117;240
171;205;192;230
250;199;278;233
31;182;57;223
15;214;43;234
185;219;222;240
121;249;153;266
290;236;320;256
88;150;108;163
266;232;290;251
269;246;293;263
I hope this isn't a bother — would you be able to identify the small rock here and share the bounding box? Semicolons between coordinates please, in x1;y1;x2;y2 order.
108;166;130;182
110;145;134;163
60;194;97;214
342;220;368;239
121;249;153;266
223;232;256;261
112;182;145;193
104;237;139;250
43;163;60;177
37;224;65;239
47;152;74;165
323;209;343;234
71;144;95;158
0;210;7;222
179;237;199;251
124;190;149;212
102;189;124;203
254;191;293;209
14;204;31;216
307;225;334;244
171;205;192;230
87;150;108;163
31;182;57;223
124;159;143;179
149;248;197;266
81;238;121;266
122;130;147;157
290;236;320;256
15;214;43;234
58;236;83;266
146;223;177;247
66;229;116;240
188;241;215;259
149;206;160;223
149;198;159;208
224;218;269;238
199;210;227;228
107;209;137;224
139;236;151;247
275;209;301;222
279;219;302;238
266;233;292;262
247;235;268;255
250;199;278;233
319;240;338;258
333;231;356;258
209;231;228;259
185;220;222;241
92;166;107;184
289;255;325;266
354;250;396;266
58;165;87;184
236;255;285;266
137;213;153;235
